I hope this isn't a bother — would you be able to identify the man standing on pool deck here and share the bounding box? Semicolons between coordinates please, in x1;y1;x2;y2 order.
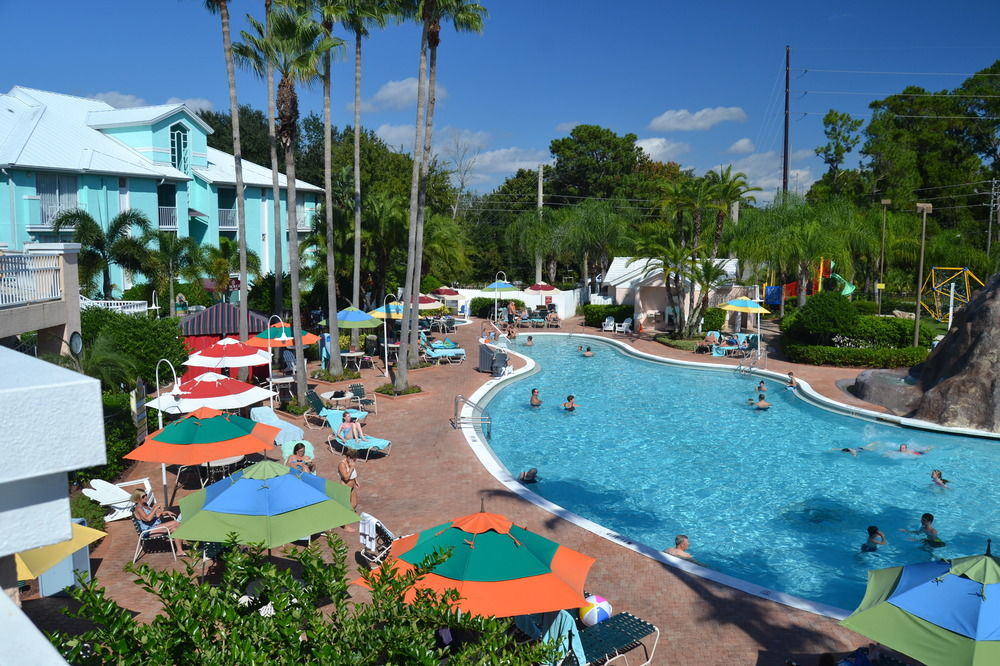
530;388;542;407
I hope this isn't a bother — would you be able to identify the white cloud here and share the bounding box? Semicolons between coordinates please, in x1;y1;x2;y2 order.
791;148;814;161
436;126;490;152
472;147;550;174
728;138;755;154
711;150;816;202
358;77;448;112
635;137;690;162
93;91;146;108
555;121;581;133
166;96;214;112
648;106;747;132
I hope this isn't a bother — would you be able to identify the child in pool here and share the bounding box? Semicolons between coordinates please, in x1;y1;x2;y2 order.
900;512;946;548
861;525;887;552
561;395;579;412
930;469;950;488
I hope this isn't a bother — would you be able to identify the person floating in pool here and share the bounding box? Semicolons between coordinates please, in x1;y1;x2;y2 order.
832;443;877;457
930;469;950;489
861;525;887;552
582;346;594;357
525;336;534;347
786;372;798;390
756;380;767;393
562;395;579;412
891;443;932;457
900;512;946;548
748;393;770;410
530;388;542;407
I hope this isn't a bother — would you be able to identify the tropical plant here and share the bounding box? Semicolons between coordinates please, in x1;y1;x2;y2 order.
505;208;554;284
141;231;202;317
204;0;251;348
629;231;693;335
705;166;759;261
42;332;138;392
202;237;262;302
51;209;151;299
685;257;730;337
79;308;187;387
423;212;472;282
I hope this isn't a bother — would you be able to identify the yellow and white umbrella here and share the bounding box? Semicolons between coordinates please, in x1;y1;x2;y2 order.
15;523;106;579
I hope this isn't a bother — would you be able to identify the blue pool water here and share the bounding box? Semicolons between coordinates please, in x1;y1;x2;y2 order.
484;335;1000;611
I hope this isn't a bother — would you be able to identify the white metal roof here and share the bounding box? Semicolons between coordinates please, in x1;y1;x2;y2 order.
87;104;215;134
194;146;323;193
0;87;189;180
603;256;659;287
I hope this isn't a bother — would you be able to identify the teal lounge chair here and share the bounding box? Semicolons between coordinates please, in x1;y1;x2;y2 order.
421;345;466;365
327;432;392;461
420;330;460;349
250;406;305;445
514;610;587;666
565;612;659;666
305;390;367;430
279;439;315;460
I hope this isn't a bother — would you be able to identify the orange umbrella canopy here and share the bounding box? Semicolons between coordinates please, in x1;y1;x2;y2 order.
125;407;280;465
358;511;594;617
245;322;320;348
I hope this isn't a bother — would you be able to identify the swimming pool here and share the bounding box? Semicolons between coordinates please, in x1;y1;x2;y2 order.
482;335;1000;611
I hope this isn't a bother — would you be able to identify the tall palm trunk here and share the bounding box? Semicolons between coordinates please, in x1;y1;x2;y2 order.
351;28;363;327
219;1;249;353
323;35;344;374
710;209;725;261
279;77;307;403
580;251;589;305
168;258;176;317
266;0;283;316
394;15;430;392
408;20;439;363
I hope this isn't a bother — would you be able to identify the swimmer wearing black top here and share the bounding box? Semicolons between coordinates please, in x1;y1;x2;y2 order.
861;525;887;552
562;395;579;412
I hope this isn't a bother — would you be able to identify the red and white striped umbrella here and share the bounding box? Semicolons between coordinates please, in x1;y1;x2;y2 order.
184;337;271;369
145;372;276;413
418;294;441;311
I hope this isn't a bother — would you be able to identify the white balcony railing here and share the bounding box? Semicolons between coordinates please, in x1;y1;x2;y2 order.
158;206;178;230
0;252;62;308
79;295;149;315
218;208;238;230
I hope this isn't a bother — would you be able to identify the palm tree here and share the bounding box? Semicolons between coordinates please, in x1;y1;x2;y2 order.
43;332;138;392
506;208;552;284
203;237;262;302
142;231;201;316
423;212;472;281
205;0;250;350
629;232;693;334
686;258;730;336
251;9;337;401
362;190;407;301
705;166;760;261
51;209;150;299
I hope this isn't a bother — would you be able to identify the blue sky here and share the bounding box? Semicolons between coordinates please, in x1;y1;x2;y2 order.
3;1;1000;199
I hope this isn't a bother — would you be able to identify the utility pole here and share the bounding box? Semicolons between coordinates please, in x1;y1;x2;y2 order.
914;203;932;347
782;45;790;195
989;178;998;256
535;164;544;285
878;199;891;315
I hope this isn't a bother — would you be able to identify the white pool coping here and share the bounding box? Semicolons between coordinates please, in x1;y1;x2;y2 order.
459;332;1000;621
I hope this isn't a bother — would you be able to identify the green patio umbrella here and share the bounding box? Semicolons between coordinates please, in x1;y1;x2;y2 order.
841;542;1000;666
172;460;359;549
484;278;518;323
336;306;381;329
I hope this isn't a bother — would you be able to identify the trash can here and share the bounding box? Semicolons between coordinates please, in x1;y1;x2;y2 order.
478;344;495;373
490;350;508;377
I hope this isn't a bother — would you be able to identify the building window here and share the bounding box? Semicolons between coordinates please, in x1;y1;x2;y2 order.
36;173;78;225
169;123;189;172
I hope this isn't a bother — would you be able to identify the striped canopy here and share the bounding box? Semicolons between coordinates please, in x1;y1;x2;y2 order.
245;323;320;348
180;303;269;336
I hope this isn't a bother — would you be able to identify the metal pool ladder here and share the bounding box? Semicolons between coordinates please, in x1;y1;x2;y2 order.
451;395;492;440
735;354;759;376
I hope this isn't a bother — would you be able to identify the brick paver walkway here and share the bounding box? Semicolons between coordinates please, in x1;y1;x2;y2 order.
24;317;895;665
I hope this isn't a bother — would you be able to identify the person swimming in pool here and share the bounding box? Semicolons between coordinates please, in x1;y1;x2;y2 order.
747;393;770;410
530;388;542;407
562;395;579;411
525;336;534;347
582;346;594;357
756;380;767;393
831;443;877;456
786;372;798;390
930;469;950;489
861;525;887;552
897;443;931;456
901;512;946;548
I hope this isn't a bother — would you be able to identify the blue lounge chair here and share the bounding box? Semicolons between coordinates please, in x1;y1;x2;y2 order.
305;390;366;430
419;331;459;349
514;610;587;666
327;432;392;461
279;439;315;460
250;406;305;445
421;345;466;365
565;612;659;666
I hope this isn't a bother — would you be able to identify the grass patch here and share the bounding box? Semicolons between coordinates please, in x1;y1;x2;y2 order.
654;335;700;351
375;383;423;396
70;492;106;533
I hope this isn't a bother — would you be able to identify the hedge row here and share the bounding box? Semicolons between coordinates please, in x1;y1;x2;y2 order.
68;391;137;486
581;304;634;327
468;297;526;318
81;308;188;384
784;344;928;368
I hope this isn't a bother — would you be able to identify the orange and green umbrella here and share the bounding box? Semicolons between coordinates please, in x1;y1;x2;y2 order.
245;322;320;349
125;407;280;466
358;511;594;617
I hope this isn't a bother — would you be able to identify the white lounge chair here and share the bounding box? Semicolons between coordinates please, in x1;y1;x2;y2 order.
614;317;633;334
601;316;616;331
359;512;396;568
82;478;154;522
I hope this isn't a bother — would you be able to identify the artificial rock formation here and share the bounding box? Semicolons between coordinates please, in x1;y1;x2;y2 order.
912;272;1000;432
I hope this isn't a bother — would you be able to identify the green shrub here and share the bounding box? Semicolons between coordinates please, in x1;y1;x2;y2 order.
81;308;187;386
421;305;451;317
468;297;526;318
784;291;858;345
310;368;361;382
785;344;928;367
581;304;634;327
840;316;935;349
281;397;309;415
70;492;106;533
702;307;725;332
655;335;698;351
69;391;137;486
247;272;291;315
375;383;422;396
420;274;443;293
852;300;877;315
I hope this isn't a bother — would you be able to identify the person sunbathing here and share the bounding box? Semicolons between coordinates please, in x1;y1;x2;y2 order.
695;332;719;353
130;489;185;556
337;411;367;442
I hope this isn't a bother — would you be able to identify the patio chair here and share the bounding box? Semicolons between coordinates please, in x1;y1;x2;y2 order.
348;383;378;414
304;390;340;430
280;348;297;375
82;477;154;523
327;432;392;461
250;406;305;445
279;439;316;461
421;345;466;364
565;612;659;666
614;317;633;334
601;316;616;332
132;517;177;563
444;317;457;333
358;512;397;568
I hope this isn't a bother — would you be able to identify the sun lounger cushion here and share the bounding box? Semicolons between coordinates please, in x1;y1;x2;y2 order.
515;610;586;666
336;433;391;451
251;406;305;445
576;612;657;665
280;439;315;460
323;408;369;426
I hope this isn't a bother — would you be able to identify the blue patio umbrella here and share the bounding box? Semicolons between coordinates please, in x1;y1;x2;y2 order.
484;280;518;322
335;306;381;329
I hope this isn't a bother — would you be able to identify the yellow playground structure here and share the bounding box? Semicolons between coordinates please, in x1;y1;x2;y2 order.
919;267;984;322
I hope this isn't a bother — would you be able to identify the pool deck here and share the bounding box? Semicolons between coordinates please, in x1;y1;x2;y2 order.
24;317;905;665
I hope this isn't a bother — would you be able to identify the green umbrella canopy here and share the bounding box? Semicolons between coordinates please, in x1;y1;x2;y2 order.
173;460;358;549
335;306;382;329
483;280;517;293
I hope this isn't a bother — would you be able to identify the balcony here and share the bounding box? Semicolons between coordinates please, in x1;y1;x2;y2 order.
158;206;178;230
218;208;238;230
0;252;61;309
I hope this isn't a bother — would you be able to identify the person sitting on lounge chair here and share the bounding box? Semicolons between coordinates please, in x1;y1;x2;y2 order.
337;411;366;442
131;489;185;556
696;332;719;353
285;442;315;473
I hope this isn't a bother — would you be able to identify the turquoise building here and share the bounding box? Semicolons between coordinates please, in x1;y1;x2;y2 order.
0;86;321;296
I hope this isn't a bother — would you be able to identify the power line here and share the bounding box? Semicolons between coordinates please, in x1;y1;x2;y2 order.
794;67;1000;77
912;179;993;192
918;190;991;202
799;111;1000;120
794;89;1000;99
929;202;992;211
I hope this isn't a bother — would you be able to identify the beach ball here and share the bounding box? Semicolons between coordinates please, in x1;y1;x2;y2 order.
579;594;612;626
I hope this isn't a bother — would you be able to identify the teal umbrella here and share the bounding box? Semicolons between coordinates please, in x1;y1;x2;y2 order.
483;280;517;292
336;306;381;329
